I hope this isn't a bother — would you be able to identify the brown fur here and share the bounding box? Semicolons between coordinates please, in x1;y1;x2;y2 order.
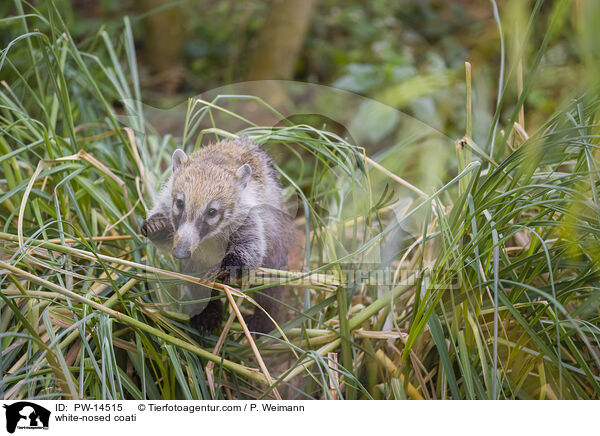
172;140;266;216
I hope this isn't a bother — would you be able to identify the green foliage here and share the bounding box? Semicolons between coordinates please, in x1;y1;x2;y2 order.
0;1;599;400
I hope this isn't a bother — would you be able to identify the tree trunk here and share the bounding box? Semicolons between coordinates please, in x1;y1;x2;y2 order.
139;0;186;93
247;0;317;81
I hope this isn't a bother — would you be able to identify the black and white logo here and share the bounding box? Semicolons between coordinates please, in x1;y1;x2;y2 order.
2;402;50;433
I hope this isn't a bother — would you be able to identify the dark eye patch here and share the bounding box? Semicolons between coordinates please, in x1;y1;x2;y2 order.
196;206;222;238
173;208;186;230
196;218;210;239
176;198;184;209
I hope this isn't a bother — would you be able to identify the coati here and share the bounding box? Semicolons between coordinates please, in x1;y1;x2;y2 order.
141;137;292;334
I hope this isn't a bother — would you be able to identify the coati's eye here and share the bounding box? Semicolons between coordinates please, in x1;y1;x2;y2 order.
175;198;184;210
207;208;217;217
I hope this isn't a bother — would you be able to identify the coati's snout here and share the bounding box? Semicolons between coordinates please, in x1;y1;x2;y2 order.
172;239;191;259
172;222;200;259
173;248;190;259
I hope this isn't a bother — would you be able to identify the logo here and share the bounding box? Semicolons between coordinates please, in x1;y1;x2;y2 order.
2;402;50;433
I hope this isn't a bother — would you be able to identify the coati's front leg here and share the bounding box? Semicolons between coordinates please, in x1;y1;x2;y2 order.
142;207;224;334
183;259;224;335
141;212;175;254
186;228;261;335
190;210;273;333
141;180;176;253
220;248;279;334
190;288;223;334
141;212;171;239
219;212;281;334
219;209;266;283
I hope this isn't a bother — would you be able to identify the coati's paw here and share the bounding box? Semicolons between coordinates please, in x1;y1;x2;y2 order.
246;312;275;335
190;300;223;334
219;253;245;283
198;264;223;283
141;214;171;238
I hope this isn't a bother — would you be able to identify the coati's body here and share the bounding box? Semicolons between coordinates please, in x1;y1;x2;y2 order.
141;138;292;333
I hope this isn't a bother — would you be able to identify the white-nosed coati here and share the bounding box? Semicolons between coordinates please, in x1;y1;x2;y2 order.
141;137;292;334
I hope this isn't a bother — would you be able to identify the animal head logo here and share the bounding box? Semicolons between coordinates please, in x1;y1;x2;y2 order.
2;402;51;433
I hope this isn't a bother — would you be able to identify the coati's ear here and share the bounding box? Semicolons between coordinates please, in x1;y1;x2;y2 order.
172;149;188;173
236;163;252;189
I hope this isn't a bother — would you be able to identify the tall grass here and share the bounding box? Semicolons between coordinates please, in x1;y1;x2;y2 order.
1;1;599;400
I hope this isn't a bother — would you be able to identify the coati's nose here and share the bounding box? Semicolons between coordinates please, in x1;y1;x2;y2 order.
172;244;191;259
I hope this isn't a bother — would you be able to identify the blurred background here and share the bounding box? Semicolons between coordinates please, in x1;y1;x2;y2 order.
2;0;600;401
1;0;591;142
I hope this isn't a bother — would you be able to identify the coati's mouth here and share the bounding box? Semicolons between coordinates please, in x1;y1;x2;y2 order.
172;244;192;259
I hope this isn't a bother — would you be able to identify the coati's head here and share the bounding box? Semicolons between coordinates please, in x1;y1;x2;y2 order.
169;148;253;259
